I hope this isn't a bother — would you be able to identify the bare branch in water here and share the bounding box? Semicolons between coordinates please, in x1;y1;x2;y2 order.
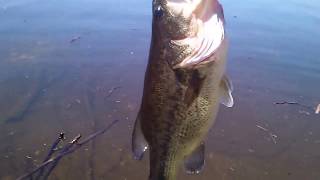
274;101;320;115
34;132;65;179
256;125;268;132
256;124;278;144
105;86;121;99
274;101;299;105
273;101;313;108
41;134;82;180
70;36;81;43
16;119;119;180
70;134;82;144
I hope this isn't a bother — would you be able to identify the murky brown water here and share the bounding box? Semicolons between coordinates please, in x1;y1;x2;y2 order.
0;0;319;179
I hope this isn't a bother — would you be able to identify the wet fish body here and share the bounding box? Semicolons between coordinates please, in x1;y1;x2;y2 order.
132;0;233;179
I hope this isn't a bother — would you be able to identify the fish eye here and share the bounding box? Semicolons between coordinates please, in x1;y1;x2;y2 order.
154;6;164;19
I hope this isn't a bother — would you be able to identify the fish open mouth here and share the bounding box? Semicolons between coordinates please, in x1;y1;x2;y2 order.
169;0;225;69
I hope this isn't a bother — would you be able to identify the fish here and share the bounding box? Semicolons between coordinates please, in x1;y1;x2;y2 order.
131;0;234;179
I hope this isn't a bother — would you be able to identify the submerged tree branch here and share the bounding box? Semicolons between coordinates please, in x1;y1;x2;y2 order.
34;133;65;179
274;101;320;115
16;119;119;180
274;101;317;111
105;86;121;99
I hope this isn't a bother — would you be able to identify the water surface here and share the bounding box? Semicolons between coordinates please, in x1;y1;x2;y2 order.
0;0;319;179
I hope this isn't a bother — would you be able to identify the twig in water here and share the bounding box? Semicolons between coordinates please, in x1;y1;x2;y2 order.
41;134;82;180
256;125;268;132
274;101;313;109
70;134;82;144
274;101;299;105
256;124;278;144
269;133;278;144
34;132;65;179
275;101;320;115
44;133;65;161
16;119;119;180
70;36;81;43
105;86;121;99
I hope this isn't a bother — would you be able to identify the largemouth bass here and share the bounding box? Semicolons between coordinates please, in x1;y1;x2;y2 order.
132;0;234;179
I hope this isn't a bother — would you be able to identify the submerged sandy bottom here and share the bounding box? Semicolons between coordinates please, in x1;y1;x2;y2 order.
0;0;319;179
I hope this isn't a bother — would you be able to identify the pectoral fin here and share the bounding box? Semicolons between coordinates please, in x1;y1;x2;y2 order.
220;75;234;107
131;112;148;160
184;143;205;174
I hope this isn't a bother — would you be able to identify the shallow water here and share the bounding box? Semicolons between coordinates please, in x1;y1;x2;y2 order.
0;0;319;179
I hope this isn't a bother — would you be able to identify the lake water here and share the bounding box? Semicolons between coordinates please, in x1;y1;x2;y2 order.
0;0;319;179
